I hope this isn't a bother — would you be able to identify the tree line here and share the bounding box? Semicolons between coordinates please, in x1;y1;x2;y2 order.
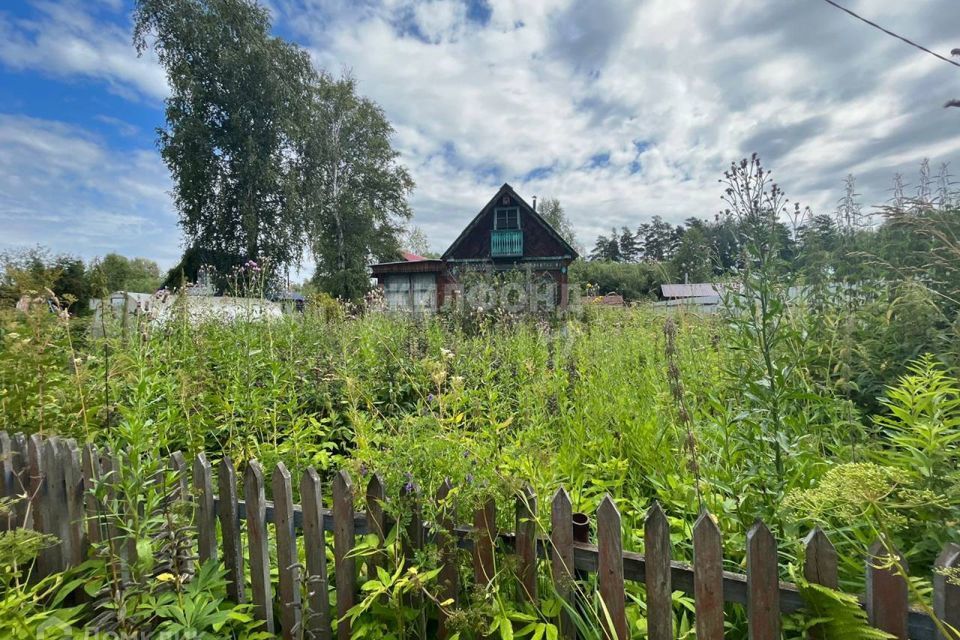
0;249;162;313
578;157;960;301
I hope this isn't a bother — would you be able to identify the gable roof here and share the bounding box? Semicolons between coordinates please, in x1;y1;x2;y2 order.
441;183;579;260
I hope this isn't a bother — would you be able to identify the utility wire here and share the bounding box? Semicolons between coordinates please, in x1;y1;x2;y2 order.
821;0;960;69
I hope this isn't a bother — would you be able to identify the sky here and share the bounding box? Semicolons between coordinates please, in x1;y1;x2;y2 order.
1;0;959;271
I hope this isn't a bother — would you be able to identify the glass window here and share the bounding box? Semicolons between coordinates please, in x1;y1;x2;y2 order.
495;207;519;230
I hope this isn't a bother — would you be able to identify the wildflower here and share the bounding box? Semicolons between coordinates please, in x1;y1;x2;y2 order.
462;450;470;459
359;462;368;477
465;473;474;485
440;348;454;360
427;393;435;403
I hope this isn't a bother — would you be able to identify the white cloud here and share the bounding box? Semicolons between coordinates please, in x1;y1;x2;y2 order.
0;0;168;101
0;114;180;267
4;0;960;261
284;0;960;251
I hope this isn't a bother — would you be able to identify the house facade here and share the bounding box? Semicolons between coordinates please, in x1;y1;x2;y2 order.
371;183;579;312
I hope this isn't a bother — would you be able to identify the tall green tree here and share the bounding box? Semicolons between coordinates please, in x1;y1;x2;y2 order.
133;0;316;270
89;254;162;294
537;197;579;251
301;76;413;299
589;229;622;262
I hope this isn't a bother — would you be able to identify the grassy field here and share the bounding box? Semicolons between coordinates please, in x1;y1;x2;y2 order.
1;298;958;637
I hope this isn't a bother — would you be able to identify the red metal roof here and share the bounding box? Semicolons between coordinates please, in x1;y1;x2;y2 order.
402;251;427;262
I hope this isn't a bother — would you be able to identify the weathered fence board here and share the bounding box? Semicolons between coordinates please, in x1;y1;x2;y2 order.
217;456;244;604
550;488;575;640
364;473;386;581
0;432;951;640
867;540;909;640
244;460;274;634
333;470;356;640
934;543;960;640
474;497;497;588
436;479;459;640
746;520;779;640
273;462;302;640
644;502;672;640
597;495;627;640
693;511;724;640
803;527;838;640
193;453;217;565
515;485;538;604
302;467;332;640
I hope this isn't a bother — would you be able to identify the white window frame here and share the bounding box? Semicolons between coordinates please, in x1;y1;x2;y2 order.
494;207;520;230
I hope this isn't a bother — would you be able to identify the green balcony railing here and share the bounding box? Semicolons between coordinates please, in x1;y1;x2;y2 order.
491;229;523;257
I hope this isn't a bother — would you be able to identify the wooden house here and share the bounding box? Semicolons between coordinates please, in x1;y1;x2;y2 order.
371;183;579;312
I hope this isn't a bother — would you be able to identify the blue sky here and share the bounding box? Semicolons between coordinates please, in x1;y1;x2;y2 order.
2;0;960;270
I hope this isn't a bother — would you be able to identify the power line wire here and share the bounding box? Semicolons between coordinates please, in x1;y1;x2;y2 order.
821;0;960;69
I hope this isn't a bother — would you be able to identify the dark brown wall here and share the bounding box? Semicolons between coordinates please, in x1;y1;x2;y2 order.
447;192;572;260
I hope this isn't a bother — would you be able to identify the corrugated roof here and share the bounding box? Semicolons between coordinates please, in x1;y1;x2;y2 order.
660;283;722;298
402;251;427;262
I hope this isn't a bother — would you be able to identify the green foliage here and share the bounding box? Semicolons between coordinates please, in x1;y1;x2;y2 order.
304;75;414;300
89;253;162;295
134;0;316;269
795;579;894;640
568;259;666;301
537;197;579;253
134;0;413;297
0;247;92;313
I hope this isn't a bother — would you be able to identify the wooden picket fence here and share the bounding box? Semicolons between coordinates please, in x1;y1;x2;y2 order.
1;431;959;640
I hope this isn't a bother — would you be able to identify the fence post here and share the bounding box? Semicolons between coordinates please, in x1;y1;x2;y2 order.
933;543;960;640
403;484;427;639
0;432;11;531
301;467;332;640
365;473;386;581
866;539;908;640
803;527;838;640
11;434;27;528
27;434;44;535
746;520;779;640
516;484;538;604
551;488;575;640
81;444;102;548
42;437;66;575
436;479;459;640
333;469;356;640
193;453;217;565
218;456;244;604
273;463;302;639
693;511;724;640
597;495;627;640
473;497;497;588
803;528;838;588
644;502;672;640
169;451;190;504
245;460;275;634
60;439;84;568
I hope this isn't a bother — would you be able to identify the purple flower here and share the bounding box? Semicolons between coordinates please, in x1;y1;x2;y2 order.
359;463;368;477
404;481;414;493
465;473;474;485
462;450;470;459
426;393;435;403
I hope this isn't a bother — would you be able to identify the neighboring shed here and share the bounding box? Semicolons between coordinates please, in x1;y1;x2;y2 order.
656;283;725;312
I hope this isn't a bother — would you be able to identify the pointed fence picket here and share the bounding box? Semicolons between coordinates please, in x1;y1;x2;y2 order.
1;431;956;640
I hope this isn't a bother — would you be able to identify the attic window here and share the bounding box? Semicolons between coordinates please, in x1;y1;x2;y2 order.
494;207;520;230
